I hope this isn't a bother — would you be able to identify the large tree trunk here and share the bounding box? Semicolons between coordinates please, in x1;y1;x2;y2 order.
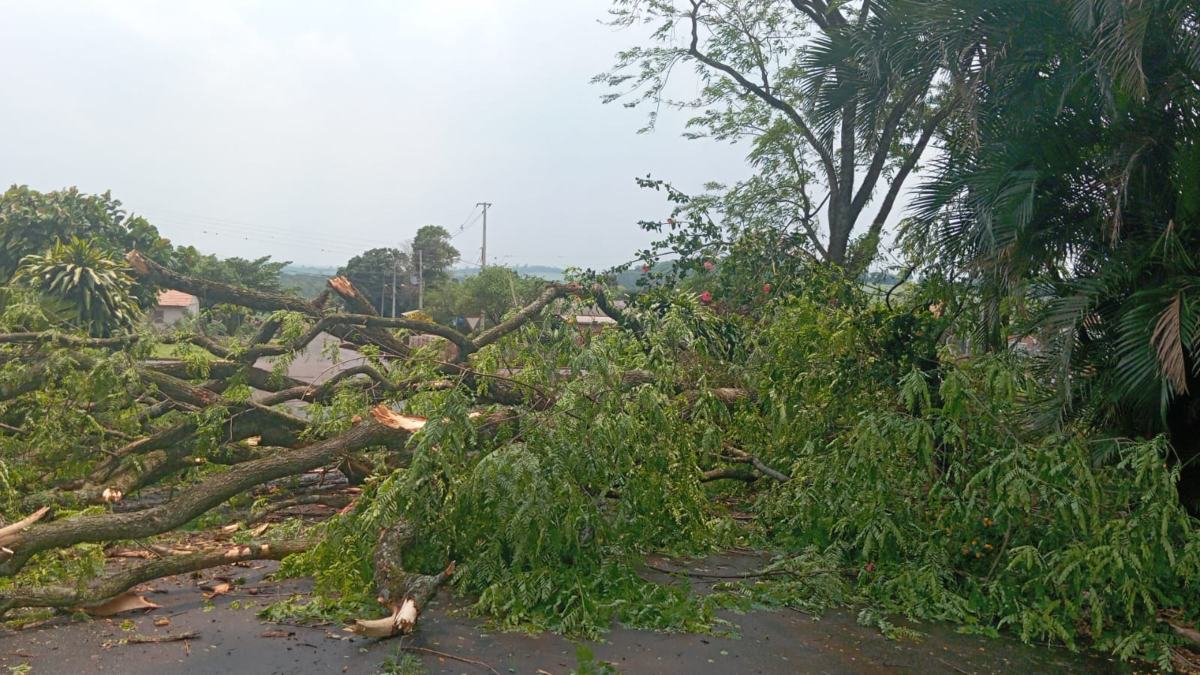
0;540;311;614
0;415;410;576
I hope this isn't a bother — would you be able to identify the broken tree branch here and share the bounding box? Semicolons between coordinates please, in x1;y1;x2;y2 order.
0;540;311;614
127;251;316;315
348;518;455;638
0;332;138;349
722;445;790;482
0;413;414;577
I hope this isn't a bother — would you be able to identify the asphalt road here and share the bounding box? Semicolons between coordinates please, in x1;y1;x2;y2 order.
0;553;1122;674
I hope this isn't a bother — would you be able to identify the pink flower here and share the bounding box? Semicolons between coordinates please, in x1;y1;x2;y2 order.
866;561;876;573
703;260;715;271
762;283;772;293
641;264;650;273
699;291;713;303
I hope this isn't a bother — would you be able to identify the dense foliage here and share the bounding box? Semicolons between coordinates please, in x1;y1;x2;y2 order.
0;186;169;282
422;266;546;327
247;259;1198;664
173;246;290;297
903;0;1200;508
13;238;140;337
0;1;1198;670
337;228;460;317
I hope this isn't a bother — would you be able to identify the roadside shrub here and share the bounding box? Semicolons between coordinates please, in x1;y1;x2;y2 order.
754;352;1200;662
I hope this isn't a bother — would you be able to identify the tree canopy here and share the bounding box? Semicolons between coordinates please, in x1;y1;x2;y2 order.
411;225;459;285
338;247;409;316
337;228;459;317
0;186;169;282
599;0;958;270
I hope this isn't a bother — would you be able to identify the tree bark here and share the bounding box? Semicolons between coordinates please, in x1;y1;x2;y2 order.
127;251;317;314
348;519;454;637
0;417;410;576
0;540;311;614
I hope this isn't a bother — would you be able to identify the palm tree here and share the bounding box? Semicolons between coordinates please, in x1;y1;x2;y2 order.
907;0;1200;502
14;238;141;337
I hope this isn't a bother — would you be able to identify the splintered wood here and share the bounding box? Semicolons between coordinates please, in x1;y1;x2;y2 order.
369;405;427;433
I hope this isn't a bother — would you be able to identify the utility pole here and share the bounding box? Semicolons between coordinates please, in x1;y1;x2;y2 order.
417;249;424;310
390;251;398;318
476;202;492;270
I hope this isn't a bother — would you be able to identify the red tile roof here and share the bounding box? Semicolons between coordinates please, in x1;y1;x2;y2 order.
157;290;198;308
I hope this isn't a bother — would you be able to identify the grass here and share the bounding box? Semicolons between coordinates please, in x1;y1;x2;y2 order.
149;343;220;361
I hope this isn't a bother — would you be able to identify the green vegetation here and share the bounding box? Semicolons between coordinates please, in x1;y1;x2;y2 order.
0;186;169;283
13;238;141;337
337;226;460;317
0;0;1197;670
422;266;546;326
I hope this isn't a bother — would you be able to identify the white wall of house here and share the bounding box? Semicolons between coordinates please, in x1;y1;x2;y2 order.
152;297;200;327
254;332;362;384
156;306;188;326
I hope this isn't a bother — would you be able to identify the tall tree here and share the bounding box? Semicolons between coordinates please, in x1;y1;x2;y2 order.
410;225;459;285
172;246;290;299
908;0;1200;502
339;247;410;316
425;266;543;327
0;185;169;285
598;0;968;270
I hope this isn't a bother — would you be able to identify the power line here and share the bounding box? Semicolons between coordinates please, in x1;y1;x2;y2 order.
157;219;367;252
137;204;485;266
150;218;374;257
141;209;393;251
451;205;480;232
449;211;483;240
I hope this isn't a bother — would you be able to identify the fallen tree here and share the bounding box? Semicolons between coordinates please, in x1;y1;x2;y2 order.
0;257;769;638
0;540;312;614
0;407;418;576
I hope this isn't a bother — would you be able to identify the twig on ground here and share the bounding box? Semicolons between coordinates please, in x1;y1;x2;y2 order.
985;525;1012;582
643;561;836;580
399;645;501;675
123;631;200;644
937;656;972;675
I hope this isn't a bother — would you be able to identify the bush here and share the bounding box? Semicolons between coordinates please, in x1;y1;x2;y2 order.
753;351;1200;662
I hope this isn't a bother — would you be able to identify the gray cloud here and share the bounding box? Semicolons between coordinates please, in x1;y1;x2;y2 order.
0;0;750;269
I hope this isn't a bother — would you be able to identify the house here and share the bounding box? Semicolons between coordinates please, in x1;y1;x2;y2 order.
254;332;362;385
567;314;617;329
152;290;200;327
561;302;621;336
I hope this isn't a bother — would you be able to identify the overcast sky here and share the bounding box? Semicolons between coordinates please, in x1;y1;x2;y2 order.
0;1;751;270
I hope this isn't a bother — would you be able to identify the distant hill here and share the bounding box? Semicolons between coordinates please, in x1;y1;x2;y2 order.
278;264;337;299
451;265;567;282
448;264;663;290
281;262;662;298
283;264;339;276
280;272;329;299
